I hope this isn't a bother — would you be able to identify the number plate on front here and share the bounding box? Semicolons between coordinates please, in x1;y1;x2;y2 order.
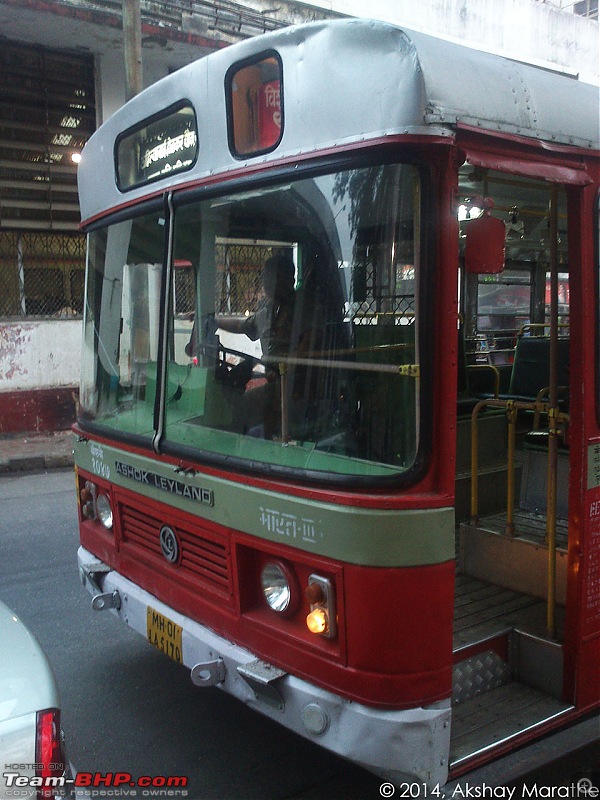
146;606;183;664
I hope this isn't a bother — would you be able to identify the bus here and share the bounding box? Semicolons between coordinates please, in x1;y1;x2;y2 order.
74;19;599;788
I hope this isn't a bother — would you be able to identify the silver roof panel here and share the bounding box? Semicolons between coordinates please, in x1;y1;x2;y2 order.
78;18;599;223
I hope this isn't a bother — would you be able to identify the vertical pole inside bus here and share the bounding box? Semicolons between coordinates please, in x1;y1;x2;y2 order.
546;185;560;638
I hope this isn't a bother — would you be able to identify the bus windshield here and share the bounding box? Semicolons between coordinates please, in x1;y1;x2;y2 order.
80;162;423;479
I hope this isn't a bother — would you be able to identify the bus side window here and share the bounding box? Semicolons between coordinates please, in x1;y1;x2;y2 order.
80;213;165;435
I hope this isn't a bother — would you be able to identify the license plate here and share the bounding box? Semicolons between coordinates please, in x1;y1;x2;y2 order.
146;607;183;664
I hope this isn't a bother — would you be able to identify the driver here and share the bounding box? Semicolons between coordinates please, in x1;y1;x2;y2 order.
213;254;297;438
217;254;296;368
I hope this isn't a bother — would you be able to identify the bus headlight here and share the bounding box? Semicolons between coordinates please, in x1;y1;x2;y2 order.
96;493;113;529
260;561;298;615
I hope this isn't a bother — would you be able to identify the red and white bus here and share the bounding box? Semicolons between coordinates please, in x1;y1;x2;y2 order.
75;19;599;788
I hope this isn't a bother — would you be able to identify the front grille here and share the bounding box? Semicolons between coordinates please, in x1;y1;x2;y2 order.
120;503;231;594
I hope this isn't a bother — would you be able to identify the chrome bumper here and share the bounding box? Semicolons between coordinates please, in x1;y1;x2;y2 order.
78;545;451;788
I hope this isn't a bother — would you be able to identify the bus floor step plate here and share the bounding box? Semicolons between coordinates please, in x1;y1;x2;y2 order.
450;679;572;767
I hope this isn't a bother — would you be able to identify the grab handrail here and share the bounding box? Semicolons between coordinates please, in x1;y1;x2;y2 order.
470;397;569;640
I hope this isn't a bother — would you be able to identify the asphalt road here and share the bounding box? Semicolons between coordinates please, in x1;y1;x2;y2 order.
0;469;597;799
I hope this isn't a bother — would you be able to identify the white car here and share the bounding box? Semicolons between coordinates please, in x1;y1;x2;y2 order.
0;599;72;800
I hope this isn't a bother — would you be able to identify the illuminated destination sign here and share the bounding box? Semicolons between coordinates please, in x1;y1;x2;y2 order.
139;126;197;181
116;103;198;191
140;129;197;178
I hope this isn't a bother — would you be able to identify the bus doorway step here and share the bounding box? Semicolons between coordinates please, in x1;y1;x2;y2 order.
450;571;571;771
449;681;572;768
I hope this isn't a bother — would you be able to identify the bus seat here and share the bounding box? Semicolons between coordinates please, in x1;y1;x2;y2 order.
287;318;352;440
507;336;569;401
351;323;417;465
457;327;499;414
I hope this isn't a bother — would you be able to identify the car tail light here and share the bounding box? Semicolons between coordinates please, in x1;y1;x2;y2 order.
35;708;64;799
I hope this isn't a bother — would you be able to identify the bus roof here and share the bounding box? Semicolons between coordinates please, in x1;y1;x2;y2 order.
78;18;599;224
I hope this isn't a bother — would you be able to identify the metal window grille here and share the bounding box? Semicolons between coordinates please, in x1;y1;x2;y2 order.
215;243;272;315
350;248;416;325
213;243;416;324
573;0;598;18
0;231;86;318
173;267;195;316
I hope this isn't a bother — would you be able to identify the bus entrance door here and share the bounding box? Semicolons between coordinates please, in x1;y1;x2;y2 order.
451;171;574;771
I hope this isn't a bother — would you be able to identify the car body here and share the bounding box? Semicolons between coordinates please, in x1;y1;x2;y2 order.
0;599;71;800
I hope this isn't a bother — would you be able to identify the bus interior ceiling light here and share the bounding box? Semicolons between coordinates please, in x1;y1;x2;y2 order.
458;202;483;221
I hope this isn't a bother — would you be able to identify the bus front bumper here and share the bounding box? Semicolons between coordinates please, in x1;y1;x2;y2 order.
78;545;451;788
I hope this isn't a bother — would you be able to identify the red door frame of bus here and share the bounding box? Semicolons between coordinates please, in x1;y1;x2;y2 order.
455;130;600;714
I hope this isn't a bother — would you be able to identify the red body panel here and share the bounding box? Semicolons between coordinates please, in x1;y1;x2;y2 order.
78;470;454;708
563;174;600;711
